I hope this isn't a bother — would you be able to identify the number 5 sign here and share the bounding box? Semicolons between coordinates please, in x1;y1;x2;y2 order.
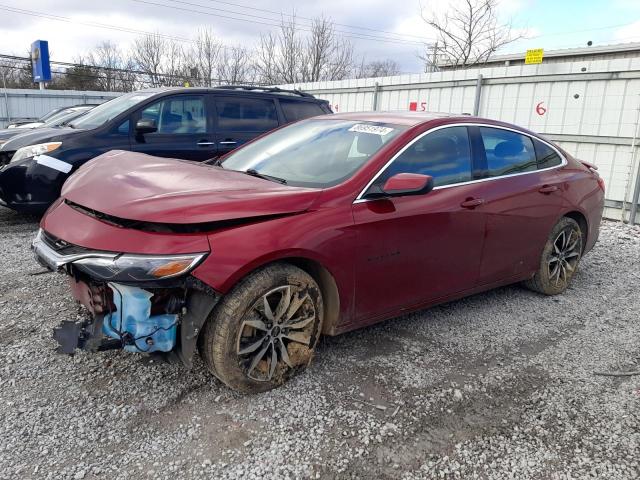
409;101;427;111
536;102;547;116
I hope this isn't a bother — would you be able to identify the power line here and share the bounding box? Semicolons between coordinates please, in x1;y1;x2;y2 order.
0;53;266;86
131;0;428;46
160;0;433;44
0;4;249;53
198;0;434;41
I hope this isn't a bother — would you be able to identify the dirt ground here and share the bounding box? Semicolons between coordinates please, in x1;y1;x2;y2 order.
0;206;638;479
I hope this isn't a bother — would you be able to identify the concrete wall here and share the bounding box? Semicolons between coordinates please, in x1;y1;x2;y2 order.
278;57;640;221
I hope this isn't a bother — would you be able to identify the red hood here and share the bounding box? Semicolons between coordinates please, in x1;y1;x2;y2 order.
61;151;321;224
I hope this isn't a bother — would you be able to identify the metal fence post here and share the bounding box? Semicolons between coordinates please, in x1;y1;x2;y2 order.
628;96;640;225
372;82;380;111
628;147;640;225
473;73;483;116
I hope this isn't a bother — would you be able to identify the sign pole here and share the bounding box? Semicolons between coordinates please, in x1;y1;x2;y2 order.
31;40;51;89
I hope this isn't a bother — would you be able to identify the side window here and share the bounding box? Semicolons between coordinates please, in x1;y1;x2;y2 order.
479;127;537;176
379;126;472;188
216;97;278;132
116;120;129;135
280;99;325;123
533;138;562;169
139;96;206;134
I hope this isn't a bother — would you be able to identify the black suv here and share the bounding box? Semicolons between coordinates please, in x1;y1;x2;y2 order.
0;86;332;213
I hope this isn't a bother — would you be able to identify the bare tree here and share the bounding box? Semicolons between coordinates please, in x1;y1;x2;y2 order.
189;28;221;87
419;0;523;69
83;41;138;91
355;58;401;79
255;32;280;84
255;14;356;84
164;39;189;86
218;46;254;85
0;57;34;89
131;33;191;87
304;16;354;82
277;15;305;83
131;33;165;87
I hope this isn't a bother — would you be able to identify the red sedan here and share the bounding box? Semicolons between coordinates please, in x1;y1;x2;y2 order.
33;112;604;393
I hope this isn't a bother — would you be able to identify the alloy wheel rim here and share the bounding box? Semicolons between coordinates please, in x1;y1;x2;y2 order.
236;285;316;382
547;228;581;287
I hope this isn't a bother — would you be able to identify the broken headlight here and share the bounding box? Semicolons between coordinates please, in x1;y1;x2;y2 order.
72;253;207;282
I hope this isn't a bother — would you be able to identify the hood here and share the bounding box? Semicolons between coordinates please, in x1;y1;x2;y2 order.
61;150;322;224
0;128;26;142
0;127;80;151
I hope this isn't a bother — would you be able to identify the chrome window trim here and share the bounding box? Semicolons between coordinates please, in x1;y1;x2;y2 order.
353;122;567;204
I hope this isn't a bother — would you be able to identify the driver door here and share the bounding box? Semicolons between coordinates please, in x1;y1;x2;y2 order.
352;126;486;322
130;94;216;161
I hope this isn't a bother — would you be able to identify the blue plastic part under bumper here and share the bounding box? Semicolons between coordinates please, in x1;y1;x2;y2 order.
103;283;178;353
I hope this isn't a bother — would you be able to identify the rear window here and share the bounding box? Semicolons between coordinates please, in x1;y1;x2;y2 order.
215;97;278;132
280;99;326;123
479;127;537;177
533;138;563;169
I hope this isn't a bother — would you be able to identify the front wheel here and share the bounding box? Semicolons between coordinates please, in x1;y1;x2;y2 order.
200;263;323;393
524;217;583;295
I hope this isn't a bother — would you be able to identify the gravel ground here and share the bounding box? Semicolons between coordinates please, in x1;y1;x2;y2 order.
0;206;638;480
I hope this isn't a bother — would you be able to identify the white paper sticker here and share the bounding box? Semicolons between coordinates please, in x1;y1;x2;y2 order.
35;155;72;174
349;124;394;136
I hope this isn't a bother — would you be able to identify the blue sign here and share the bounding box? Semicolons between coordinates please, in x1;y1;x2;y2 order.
31;40;51;83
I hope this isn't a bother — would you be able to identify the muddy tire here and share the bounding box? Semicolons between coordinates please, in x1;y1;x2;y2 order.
200;263;323;393
524;217;583;295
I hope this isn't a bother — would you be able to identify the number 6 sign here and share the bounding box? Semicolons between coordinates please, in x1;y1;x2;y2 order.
536;102;547;116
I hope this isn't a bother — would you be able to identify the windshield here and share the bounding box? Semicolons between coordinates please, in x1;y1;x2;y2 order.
69;92;156;129
42;108;90;127
39;107;64;122
221;119;406;188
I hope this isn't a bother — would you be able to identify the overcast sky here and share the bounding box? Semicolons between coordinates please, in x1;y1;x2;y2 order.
0;0;639;72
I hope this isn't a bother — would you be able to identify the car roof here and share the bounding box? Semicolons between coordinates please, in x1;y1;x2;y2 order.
322;111;532;130
324;111;465;126
137;86;325;102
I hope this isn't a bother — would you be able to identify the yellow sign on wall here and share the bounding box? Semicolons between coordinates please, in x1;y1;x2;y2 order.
525;49;544;64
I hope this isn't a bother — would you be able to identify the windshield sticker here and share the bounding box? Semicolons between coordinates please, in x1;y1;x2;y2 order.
349;124;394;136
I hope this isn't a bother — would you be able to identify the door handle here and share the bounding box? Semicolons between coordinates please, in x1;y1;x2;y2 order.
460;198;485;209
197;141;215;147
219;141;237;146
538;185;559;194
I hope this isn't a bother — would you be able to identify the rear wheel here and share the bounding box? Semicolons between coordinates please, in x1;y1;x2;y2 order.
524;217;583;295
200;263;323;393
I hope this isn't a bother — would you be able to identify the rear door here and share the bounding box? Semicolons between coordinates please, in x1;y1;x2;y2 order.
472;126;565;285
213;96;280;157
130;94;216;161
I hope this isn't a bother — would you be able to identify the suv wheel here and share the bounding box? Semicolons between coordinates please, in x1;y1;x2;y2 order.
524;217;583;295
200;263;323;393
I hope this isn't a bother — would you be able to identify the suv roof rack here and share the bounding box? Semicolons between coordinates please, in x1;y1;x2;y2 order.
213;85;315;98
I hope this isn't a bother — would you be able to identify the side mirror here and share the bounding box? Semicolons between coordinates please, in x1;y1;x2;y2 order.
135;118;157;134
382;173;434;197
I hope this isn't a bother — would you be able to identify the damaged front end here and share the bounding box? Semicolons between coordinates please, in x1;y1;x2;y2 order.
32;228;219;367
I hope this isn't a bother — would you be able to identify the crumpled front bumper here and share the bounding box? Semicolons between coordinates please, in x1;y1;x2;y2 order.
31;229;219;366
